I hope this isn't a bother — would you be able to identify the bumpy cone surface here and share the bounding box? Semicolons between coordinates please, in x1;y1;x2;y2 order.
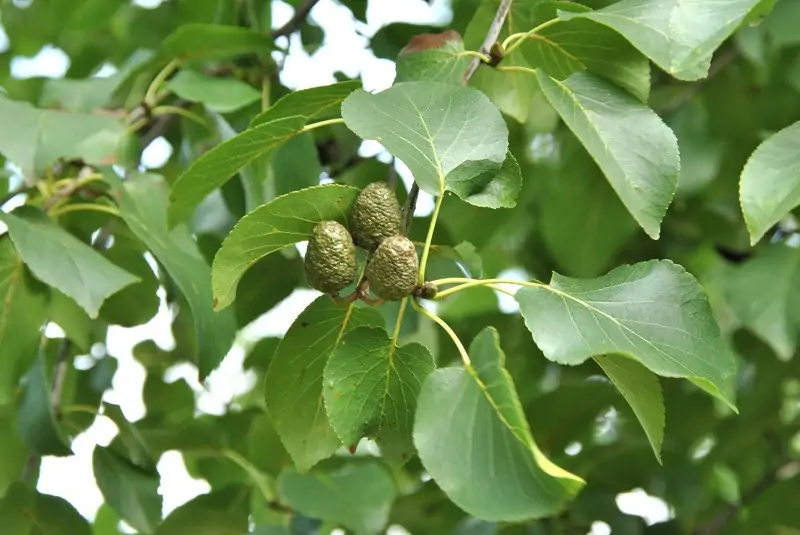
304;220;357;294
350;182;403;251
365;235;419;301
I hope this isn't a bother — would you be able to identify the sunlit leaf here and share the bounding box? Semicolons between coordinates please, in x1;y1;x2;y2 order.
341;81;511;205
561;0;763;80
0;206;139;318
516;260;738;408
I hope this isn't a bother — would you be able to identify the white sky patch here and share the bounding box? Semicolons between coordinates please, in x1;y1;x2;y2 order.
589;521;612;535
10;44;70;79
132;0;165;9
0;23;9;54
141;137;173;169
616;488;674;525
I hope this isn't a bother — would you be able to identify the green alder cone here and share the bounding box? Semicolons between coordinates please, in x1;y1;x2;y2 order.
304;220;357;294
366;235;419;301
350;182;403;251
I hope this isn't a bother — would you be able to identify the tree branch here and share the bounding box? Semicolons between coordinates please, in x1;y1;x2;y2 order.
270;0;321;39
403;0;512;236
463;0;513;82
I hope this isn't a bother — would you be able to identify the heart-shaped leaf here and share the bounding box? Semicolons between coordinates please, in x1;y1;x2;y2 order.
341;81;511;206
323;326;435;465
516;260;738;409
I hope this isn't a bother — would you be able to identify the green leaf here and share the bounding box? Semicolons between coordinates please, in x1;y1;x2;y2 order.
536;71;679;239
49;289;93;351
538;139;639;277
247;411;289;477
395;30;471;84
143;373;195;427
17;352;72;456
98;232;161;328
560;0;762;81
414;327;584;521
445;151;522;209
272;132;323;196
249;80;361;128
40;50;154;113
0;482;92;535
0;407;27;497
60;357;117;434
725;243;800;361
0;96;124;172
265;296;384;472
0;238;48;407
277;463;397;535
341;82;509;205
322;326;435;465
93;504;123;535
515;259;738;408
162;24;274;61
212;184;360;311
521;3;651;102
594;354;665;461
168;81;359;227
669;99;723;196
166;70;261;113
93;446;162;534
0;206;139;318
154;485;250;535
106;172;236;379
103;403;156;470
739;120;800;245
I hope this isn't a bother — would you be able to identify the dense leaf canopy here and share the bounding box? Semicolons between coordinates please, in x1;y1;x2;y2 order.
1;0;800;534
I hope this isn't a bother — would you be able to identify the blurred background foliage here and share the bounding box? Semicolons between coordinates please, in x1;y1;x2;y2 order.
1;0;800;534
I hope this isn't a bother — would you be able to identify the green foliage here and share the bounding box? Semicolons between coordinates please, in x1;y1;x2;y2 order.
2;0;800;534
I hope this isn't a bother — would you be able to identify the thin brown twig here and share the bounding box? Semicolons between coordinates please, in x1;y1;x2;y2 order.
402;0;513;236
463;0;513;82
270;0;321;39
